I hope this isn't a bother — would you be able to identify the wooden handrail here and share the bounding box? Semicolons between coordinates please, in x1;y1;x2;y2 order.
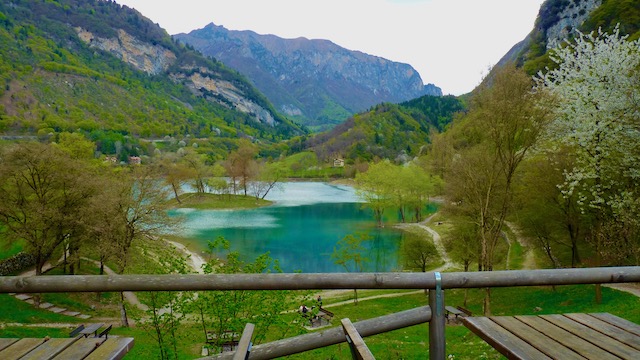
1;267;638;293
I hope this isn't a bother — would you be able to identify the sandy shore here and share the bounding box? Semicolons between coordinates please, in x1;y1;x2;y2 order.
166;240;207;274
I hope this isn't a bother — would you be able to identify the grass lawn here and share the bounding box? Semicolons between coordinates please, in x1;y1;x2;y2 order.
0;283;637;359
167;193;272;210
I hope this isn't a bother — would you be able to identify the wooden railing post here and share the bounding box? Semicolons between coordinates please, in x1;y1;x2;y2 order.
233;323;254;360
429;271;445;360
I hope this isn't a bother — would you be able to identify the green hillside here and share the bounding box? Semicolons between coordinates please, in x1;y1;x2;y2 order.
0;0;303;158
305;95;465;163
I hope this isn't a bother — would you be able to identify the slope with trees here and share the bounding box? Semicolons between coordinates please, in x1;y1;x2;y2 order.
0;0;303;147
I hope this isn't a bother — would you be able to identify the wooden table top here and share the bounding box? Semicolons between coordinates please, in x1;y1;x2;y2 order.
80;323;104;334
462;312;640;360
0;336;134;360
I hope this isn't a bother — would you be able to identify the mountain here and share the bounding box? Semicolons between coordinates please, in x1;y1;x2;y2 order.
498;0;640;75
0;0;302;158
175;24;442;131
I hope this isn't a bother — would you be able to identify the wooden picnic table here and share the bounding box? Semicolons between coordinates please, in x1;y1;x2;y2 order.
0;336;134;359
462;312;640;360
80;323;105;338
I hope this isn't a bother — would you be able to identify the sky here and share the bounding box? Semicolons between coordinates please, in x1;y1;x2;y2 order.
115;0;547;96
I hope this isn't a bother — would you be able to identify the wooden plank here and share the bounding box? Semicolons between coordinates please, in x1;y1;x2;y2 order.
20;338;79;360
515;316;618;360
233;323;255;360
462;317;552;360
540;314;640;359
566;313;640;351
0;338;46;359
55;337;107;360
491;317;585;360
84;337;135;360
0;338;19;351
341;318;375;360
590;313;640;337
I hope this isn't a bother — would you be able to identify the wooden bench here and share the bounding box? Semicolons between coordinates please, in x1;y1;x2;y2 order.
457;306;473;316
69;325;85;337
97;324;112;339
445;306;466;323
80;323;104;338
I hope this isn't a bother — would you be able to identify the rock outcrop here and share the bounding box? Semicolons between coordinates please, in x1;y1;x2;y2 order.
75;27;281;127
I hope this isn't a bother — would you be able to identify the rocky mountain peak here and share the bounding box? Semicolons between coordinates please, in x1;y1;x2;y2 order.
176;24;441;131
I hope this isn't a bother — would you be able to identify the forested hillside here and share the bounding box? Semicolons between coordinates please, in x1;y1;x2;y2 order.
0;0;302;159
303;95;464;163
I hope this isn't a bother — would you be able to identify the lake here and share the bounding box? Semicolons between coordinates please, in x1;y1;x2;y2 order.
171;182;404;273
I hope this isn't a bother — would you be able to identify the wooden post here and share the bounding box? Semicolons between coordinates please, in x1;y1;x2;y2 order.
209;306;431;359
429;272;445;360
233;323;254;360
341;318;375;360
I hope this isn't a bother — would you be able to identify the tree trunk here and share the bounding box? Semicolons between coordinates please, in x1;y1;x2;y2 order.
171;183;181;203
483;287;491;316
120;292;130;327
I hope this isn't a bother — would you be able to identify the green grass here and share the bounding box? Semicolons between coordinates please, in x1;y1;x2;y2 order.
0;236;24;259
0;294;81;324
0;284;637;359
168;193;272;210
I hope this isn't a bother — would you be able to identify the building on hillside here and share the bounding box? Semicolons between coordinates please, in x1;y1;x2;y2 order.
333;158;345;168
129;156;142;165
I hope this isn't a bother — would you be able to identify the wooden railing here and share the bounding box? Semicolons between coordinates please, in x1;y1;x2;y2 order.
2;266;639;360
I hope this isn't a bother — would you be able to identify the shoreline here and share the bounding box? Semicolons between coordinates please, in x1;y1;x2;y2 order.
166;240;207;274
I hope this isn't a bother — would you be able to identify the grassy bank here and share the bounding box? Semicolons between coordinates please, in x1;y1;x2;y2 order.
167;193;272;210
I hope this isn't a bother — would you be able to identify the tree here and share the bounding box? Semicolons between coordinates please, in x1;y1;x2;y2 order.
157;154;197;203
537;27;640;301
444;219;480;306
331;233;370;304
55;132;96;160
191;237;295;352
401;232;438;272
248;162;286;200
224;140;258;196
92;166;178;327
445;64;552;314
355;161;396;226
180;149;210;196
0;143;96;276
135;246;191;360
514;150;588;268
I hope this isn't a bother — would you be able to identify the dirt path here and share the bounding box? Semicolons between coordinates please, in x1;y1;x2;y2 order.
80;258;148;311
322;290;425;308
395;213;454;272
603;283;640;297
504;221;536;270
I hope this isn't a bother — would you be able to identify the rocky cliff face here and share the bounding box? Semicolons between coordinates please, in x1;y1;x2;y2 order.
498;0;602;69
541;0;602;47
175;24;441;130
75;27;280;127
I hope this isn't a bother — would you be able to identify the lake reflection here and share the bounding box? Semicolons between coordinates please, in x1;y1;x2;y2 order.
172;182;403;273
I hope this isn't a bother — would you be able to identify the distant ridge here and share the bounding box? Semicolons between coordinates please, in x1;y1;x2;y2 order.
176;23;441;131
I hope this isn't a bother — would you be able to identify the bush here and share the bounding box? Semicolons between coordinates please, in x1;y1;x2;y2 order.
0;252;36;275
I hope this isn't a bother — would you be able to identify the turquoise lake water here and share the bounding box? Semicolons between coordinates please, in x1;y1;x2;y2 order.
171;182;404;273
